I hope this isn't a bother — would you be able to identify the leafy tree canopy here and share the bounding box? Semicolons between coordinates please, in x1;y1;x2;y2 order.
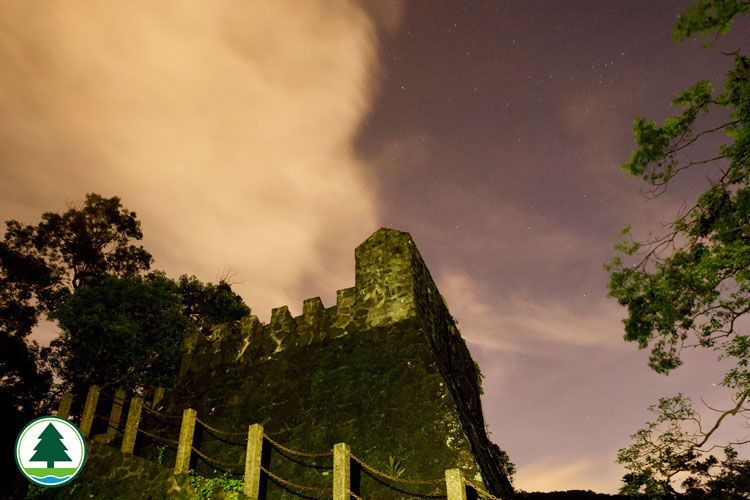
177;274;251;336
1;193;153;416
50;272;191;396
0;193;152;339
0;193;152;492
607;1;750;497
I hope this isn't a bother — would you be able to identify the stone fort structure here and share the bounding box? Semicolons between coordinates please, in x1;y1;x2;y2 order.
50;228;514;500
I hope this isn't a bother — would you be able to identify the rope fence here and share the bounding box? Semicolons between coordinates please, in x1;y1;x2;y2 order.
190;445;245;468
349;451;445;486
142;403;182;421
93;413;124;435
260;465;332;493
196;416;248;438
464;477;503;500
137;427;180;446
59;384;505;500
264;432;333;458
99;391;116;401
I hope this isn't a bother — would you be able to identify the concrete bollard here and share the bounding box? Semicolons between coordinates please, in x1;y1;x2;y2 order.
57;393;73;420
80;385;100;438
174;408;197;474
152;387;165;408
243;423;264;499
105;388;126;443
333;442;351;500
445;468;467;500
121;396;143;454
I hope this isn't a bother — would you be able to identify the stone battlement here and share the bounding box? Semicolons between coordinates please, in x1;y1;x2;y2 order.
181;228;428;368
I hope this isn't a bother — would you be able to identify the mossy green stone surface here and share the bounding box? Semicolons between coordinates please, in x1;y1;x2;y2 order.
32;229;514;500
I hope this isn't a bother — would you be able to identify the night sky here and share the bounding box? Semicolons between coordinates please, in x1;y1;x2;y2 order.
2;1;749;493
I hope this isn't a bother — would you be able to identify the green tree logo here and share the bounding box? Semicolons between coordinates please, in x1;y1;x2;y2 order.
30;423;72;469
15;416;87;487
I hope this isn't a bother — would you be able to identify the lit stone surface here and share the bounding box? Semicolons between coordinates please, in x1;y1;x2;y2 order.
50;228;514;500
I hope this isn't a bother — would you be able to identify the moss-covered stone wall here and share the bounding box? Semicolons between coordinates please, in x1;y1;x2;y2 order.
50;228;513;500
36;442;198;500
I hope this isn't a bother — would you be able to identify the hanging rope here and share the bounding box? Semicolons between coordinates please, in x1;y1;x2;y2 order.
463;477;503;500
190;446;245;468
348;452;446;485
259;465;332;493
137;427;180;445
263;433;333;458
93;413;124;433
142;404;182;420
195;417;248;437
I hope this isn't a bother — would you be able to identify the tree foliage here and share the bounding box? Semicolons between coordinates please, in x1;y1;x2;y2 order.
618;395;750;499
0;193;251;495
177;274;251;336
0;193;153;406
674;0;750;43
0;193;153;492
49;272;191;396
607;1;750;496
0;193;152;338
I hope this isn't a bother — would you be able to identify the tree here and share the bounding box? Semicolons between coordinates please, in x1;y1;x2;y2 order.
606;1;750;496
1;193;152;335
177;274;251;336
0;193;152;491
49;272;192;396
0;192;153;401
30;423;71;469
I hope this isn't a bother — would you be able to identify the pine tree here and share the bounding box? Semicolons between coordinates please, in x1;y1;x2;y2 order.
30;423;70;468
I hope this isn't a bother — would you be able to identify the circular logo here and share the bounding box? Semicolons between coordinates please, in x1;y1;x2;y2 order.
14;416;87;487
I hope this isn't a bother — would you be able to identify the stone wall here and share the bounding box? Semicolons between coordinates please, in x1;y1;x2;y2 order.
63;228;514;500
37;442;200;500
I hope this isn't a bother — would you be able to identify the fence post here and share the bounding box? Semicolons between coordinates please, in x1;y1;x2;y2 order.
80;385;100;438
57;393;73;420
174;408;197;474
152;387;165;408
333;442;350;500
105;388;126;443
121;396;143;454
243;423;264;499
445;468;467;500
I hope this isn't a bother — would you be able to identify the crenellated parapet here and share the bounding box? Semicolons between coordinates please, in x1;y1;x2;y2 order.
181;228;430;372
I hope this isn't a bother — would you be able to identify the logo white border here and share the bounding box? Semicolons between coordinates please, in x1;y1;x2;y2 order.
14;416;87;488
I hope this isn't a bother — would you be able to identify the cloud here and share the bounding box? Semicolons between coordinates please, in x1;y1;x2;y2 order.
514;456;624;494
0;0;392;321
438;270;626;356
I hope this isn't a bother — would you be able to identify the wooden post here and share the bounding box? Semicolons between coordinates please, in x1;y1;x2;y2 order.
243;423;264;499
121;396;143;454
445;469;467;500
333;442;350;500
174;408;197;474
105;388;126;443
80;385;100;438
152;387;165;408
57;393;73;420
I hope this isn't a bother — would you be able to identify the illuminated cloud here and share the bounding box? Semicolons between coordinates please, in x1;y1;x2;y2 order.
438;270;625;355
0;0;387;320
514;455;624;494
